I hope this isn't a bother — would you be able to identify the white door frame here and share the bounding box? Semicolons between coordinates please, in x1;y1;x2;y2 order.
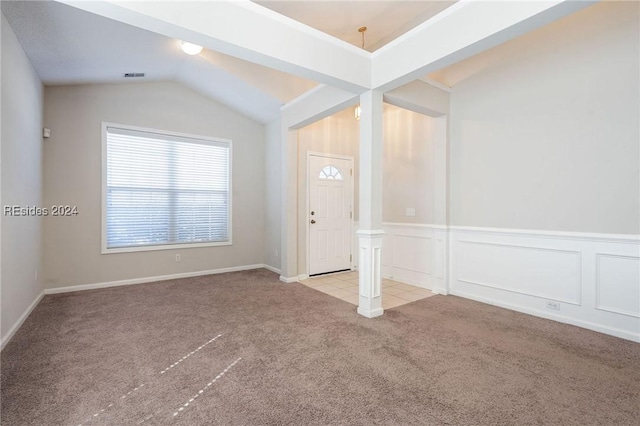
306;151;355;276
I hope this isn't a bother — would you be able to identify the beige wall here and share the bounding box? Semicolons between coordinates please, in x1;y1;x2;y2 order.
43;82;265;288
383;104;434;224
448;1;639;234
1;14;45;342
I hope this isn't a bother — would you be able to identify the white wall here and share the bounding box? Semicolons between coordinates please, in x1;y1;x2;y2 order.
264;119;281;271
43;81;265;289
449;1;639;235
1;14;45;345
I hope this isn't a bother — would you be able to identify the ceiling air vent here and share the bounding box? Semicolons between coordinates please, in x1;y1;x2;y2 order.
124;73;145;78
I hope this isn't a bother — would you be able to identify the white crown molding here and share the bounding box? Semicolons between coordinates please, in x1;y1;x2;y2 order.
371;0;471;59
236;0;371;58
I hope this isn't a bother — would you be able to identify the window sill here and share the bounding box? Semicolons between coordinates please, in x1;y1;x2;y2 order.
101;240;232;254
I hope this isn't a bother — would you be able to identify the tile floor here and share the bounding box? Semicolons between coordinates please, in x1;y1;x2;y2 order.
299;271;436;310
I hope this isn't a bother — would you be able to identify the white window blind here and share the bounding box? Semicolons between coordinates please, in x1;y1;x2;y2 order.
104;125;231;251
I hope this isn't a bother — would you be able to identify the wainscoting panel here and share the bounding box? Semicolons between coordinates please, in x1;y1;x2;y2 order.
355;223;437;289
595;254;640;318
394;235;431;274
451;227;640;342
457;240;581;304
382;224;435;289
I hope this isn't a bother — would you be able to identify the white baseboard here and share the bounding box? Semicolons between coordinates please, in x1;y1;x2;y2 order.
1;291;45;350
451;289;639;343
279;276;299;283
262;264;281;275
297;274;309;281
44;264;269;295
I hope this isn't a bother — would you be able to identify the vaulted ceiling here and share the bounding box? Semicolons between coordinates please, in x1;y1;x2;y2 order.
1;0;594;124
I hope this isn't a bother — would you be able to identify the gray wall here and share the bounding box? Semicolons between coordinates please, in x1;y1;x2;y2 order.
264;119;281;270
448;1;639;234
1;14;45;342
43;81;266;288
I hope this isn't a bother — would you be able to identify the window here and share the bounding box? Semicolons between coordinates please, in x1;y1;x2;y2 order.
318;165;343;180
102;123;231;253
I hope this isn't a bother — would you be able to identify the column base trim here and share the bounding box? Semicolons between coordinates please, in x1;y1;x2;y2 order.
357;306;384;318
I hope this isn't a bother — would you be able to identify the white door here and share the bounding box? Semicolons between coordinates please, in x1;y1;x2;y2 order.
308;154;353;276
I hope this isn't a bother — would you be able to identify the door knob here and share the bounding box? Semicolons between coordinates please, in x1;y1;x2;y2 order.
310;219;316;224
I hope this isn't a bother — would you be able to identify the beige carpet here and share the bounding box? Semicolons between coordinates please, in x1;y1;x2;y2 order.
1;269;638;425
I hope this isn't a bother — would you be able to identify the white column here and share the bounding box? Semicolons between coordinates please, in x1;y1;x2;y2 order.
357;90;384;317
432;115;449;294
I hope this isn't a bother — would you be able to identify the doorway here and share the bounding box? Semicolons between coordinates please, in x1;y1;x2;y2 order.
307;153;354;276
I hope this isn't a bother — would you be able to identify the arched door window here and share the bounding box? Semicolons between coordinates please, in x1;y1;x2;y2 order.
318;165;343;181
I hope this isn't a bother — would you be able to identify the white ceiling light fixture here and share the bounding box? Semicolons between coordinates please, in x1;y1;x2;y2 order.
181;41;203;55
355;26;367;120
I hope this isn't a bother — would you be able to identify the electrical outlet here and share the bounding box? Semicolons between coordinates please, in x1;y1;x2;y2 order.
274;249;279;258
546;301;560;311
35;270;38;281
405;207;416;217
175;254;181;262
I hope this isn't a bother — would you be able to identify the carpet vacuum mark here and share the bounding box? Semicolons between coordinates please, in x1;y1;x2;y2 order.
73;334;238;425
172;357;242;417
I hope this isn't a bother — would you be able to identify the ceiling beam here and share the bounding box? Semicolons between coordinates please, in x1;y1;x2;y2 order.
56;0;371;93
282;85;358;129
371;0;597;92
384;80;449;118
